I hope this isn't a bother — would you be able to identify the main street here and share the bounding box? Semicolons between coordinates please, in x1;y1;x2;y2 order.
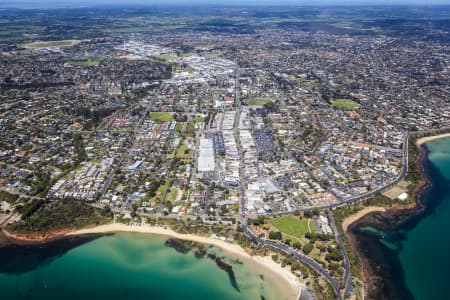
229;65;414;300
233;66;341;300
99;68;422;300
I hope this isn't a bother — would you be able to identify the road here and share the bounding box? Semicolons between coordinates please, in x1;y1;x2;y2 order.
328;210;352;299
233;66;247;226
97;103;152;203
250;131;410;300
232;66;341;299
270;130;410;216
229;87;409;300
242;224;343;300
241;128;437;299
92;69;441;300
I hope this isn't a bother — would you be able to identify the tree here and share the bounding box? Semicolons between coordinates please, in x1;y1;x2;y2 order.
251;216;265;226
304;210;313;218
326;247;343;262
269;231;282;240
293;242;302;250
165;200;173;212
303;243;314;255
73;133;86;164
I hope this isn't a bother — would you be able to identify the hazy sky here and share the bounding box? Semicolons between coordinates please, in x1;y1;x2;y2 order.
1;0;449;8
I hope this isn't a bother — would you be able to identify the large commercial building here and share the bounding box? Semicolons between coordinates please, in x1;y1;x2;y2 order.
198;138;215;172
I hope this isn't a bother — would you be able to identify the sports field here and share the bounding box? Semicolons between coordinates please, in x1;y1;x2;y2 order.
271;215;315;240
150;112;173;122
331;99;359;110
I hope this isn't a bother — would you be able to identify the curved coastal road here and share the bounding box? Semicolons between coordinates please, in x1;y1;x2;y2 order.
242;224;342;300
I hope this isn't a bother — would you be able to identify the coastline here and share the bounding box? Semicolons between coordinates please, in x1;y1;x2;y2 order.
341;206;386;232
342;132;440;235
1;228;75;245
416;133;450;146
4;223;301;300
344;134;447;299
67;224;301;300
4;138;445;300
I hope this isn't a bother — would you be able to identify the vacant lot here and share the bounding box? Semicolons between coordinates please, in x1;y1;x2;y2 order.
331;99;359;110
271;215;315;240
150;112;173;122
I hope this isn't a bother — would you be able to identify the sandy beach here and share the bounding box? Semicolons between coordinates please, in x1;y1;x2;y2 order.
416;133;450;146
342;207;386;232
68;223;302;300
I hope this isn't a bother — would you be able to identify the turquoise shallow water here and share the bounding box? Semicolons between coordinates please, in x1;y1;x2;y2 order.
397;138;450;299
353;137;450;299
0;233;287;300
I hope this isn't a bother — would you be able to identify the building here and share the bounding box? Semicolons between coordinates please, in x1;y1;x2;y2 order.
198;138;215;172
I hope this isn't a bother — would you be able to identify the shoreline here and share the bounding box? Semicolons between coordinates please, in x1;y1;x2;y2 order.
1;227;75;245
344;134;447;299
416;133;450;146
5;223;301;300
67;224;301;300
341;206;386;233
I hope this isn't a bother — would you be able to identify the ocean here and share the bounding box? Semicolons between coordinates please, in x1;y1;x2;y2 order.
352;137;450;299
0;232;289;300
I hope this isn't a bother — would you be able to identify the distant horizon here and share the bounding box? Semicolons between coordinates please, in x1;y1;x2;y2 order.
1;0;450;9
